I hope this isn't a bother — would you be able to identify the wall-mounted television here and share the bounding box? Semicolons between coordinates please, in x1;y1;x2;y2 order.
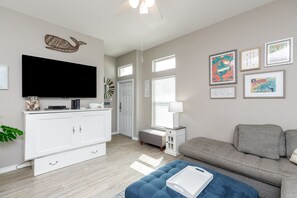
22;55;97;98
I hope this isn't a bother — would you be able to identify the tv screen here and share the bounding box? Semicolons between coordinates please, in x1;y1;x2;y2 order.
22;55;97;98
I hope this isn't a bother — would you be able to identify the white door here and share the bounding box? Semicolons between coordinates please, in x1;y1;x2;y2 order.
25;113;75;160
78;111;111;146
118;81;133;137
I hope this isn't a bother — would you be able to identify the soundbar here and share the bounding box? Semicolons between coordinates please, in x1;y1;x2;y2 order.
47;106;68;110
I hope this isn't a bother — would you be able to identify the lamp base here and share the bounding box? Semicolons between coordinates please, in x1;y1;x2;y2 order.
172;112;180;128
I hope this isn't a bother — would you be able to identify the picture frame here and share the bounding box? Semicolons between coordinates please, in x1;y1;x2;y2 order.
0;64;8;90
209;50;237;86
240;47;261;71
210;86;236;99
243;70;285;99
265;37;293;67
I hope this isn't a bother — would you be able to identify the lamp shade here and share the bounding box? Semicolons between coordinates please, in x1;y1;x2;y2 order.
169;102;183;113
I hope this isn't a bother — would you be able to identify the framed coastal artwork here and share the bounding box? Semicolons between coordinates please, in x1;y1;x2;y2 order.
243;70;285;98
0;64;8;90
209;50;237;86
210;86;236;99
240;48;261;71
265;37;293;67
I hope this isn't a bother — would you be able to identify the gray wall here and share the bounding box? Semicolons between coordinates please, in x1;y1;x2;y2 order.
0;7;104;168
141;0;297;142
104;55;117;132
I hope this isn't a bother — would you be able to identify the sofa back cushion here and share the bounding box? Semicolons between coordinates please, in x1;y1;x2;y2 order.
237;124;283;160
234;124;286;157
285;130;297;158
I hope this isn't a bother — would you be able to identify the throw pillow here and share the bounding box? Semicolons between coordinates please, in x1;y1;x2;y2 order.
285;130;297;158
237;124;283;160
290;149;297;165
233;125;239;149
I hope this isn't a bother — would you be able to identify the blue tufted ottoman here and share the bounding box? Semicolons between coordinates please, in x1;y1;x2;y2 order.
125;160;259;198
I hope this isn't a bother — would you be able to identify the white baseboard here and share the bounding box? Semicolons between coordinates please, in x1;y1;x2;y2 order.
112;131;119;135
0;161;32;175
132;136;139;141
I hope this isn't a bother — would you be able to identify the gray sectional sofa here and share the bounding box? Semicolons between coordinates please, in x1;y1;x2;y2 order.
179;124;297;198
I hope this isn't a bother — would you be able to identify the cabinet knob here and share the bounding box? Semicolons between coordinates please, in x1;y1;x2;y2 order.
73;127;75;134
79;126;82;133
49;161;58;166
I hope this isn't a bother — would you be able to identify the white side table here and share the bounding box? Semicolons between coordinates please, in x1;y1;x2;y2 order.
164;127;186;156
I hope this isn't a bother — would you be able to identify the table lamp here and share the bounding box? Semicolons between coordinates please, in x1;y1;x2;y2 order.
169;102;183;128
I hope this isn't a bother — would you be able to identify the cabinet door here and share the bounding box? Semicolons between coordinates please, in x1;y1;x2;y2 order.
25;113;75;160
78;111;111;146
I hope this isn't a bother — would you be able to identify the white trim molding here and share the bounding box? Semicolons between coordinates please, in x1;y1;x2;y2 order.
112;131;119;135
0;161;32;175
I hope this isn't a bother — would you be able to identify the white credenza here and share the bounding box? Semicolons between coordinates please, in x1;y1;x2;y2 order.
165;127;186;156
23;108;112;176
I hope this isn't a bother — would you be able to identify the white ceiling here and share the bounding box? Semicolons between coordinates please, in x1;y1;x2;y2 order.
0;0;275;57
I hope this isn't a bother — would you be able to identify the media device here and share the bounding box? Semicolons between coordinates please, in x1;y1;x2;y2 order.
71;99;80;109
22;55;97;98
46;106;68;110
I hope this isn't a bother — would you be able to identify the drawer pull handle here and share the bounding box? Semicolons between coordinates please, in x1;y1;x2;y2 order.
49;161;58;166
73;127;75;134
92;150;98;154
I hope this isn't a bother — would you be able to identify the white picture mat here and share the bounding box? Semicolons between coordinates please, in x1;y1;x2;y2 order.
244;71;284;98
0;64;8;90
210;87;236;99
265;37;293;67
241;48;260;70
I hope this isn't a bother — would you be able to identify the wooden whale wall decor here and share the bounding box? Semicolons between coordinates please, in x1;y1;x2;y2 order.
44;34;87;53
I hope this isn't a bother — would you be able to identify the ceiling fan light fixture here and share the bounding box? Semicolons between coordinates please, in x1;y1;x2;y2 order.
144;0;155;8
129;0;140;8
139;2;149;14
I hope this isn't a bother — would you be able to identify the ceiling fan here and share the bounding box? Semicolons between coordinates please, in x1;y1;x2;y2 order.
116;0;163;19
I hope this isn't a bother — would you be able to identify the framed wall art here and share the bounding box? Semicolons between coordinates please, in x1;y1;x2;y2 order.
0;64;8;90
209;50;237;86
243;70;285;99
265;37;293;67
240;47;261;71
210;86;236;99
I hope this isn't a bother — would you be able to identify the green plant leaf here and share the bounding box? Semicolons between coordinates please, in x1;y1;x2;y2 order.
0;125;23;143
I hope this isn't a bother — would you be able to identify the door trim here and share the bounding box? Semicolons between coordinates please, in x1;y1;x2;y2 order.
117;79;134;139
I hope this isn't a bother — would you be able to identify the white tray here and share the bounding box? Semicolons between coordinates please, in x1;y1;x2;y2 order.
166;166;213;198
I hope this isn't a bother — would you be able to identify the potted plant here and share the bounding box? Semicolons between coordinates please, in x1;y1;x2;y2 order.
0;125;23;142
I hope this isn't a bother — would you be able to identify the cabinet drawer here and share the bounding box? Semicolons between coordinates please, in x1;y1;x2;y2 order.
34;143;106;176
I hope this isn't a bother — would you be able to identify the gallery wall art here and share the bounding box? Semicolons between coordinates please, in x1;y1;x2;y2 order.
209;50;237;86
243;70;285;98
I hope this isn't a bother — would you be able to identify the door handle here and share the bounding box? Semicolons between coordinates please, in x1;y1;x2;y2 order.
119;102;122;112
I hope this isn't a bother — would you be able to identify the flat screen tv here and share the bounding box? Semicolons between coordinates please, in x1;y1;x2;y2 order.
22;55;97;98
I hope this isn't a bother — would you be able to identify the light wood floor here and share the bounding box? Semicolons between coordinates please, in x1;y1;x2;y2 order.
0;135;178;198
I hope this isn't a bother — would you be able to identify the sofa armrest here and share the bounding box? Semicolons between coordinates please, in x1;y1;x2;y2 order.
281;177;297;198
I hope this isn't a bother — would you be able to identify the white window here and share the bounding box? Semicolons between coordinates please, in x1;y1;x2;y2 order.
152;55;176;72
118;64;133;77
152;76;176;128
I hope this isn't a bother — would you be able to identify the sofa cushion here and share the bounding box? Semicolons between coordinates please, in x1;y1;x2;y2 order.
286;130;297;158
179;137;297;187
234;124;286;157
237;124;282;160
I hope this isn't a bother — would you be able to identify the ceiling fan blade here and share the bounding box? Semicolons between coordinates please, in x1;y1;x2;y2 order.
149;4;163;19
115;0;131;16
